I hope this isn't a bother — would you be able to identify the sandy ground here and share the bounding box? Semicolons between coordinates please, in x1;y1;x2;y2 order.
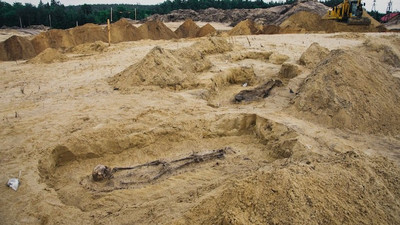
1;32;400;224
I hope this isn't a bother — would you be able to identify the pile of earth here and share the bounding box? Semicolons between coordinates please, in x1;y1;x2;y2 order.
0;35;36;60
109;37;232;90
291;46;400;135
175;19;217;38
66;41;109;54
0;19;218;61
138;20;178;40
27;48;67;64
172;150;400;224
280;11;382;33
146;1;329;25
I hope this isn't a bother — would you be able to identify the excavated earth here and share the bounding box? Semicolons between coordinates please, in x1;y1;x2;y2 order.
0;28;400;225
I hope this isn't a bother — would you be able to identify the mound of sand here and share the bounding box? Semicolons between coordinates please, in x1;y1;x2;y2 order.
109;37;232;90
280;11;381;33
262;25;280;34
299;42;330;69
269;52;289;65
292;49;400;135
110;48;206;89
111;18;142;43
28;48;67;64
197;23;217;37
191;37;232;54
174;19;200;38
362;39;400;68
68;23;108;45
67;41;108;54
0;35;36;61
228;19;263;36
138;20;178;40
31;29;75;54
279;63;299;80
173;150;400;225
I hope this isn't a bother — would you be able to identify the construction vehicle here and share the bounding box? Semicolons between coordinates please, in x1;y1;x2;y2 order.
323;0;371;25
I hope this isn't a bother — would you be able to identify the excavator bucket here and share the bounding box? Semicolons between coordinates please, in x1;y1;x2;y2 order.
347;17;371;25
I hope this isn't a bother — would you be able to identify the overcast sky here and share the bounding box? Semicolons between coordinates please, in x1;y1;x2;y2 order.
1;0;398;13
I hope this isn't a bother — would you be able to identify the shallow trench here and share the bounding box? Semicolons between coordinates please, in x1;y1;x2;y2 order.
38;113;304;219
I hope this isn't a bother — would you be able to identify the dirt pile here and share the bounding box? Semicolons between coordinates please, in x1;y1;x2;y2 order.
299;42;330;68
280;11;382;33
111;18;142;42
279;63;300;80
28;48;67;64
67;41;108;54
191;37;232;54
138;20;178;40
109;37;231;90
292;49;400;135
173;150;400;225
197;23;217;37
146;1;329;26
174;19;200;38
0;35;36;61
269;52;289;64
228;19;263;36
68;23;107;45
362;39;400;68
31;29;75;54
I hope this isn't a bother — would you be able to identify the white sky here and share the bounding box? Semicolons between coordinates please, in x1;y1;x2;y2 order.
1;0;398;13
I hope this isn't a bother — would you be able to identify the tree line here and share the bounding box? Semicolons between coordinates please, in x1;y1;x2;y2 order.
0;0;384;29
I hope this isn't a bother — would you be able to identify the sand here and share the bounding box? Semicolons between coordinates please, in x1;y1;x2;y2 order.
0;28;400;225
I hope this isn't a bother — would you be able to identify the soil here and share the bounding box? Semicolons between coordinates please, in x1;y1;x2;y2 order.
138;20;178;40
0;35;36;61
0;32;400;225
292;48;400;135
228;19;263;36
174;19;200;38
197;23;217;37
27;48;67;64
299;42;330;68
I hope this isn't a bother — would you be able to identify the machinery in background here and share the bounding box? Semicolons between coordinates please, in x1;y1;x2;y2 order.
323;0;371;25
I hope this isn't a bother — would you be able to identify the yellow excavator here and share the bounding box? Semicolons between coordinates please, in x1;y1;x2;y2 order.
323;0;371;25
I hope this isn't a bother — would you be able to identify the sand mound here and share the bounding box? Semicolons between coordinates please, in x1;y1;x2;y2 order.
174;151;400;224
174;19;200;38
0;35;36;61
279;63;299;80
362;39;400;68
109;45;212;89
299;42;330;69
111;18;142;42
262;25;280;34
68;23;107;45
197;23;217;37
269;52;289;65
280;11;381;33
138;20;178;40
28;48;67;64
31;29;75;54
191;37;232;54
292;49;400;135
67;41;108;54
228;19;263;36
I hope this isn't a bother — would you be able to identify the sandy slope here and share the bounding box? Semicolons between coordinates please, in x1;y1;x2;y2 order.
0;33;400;224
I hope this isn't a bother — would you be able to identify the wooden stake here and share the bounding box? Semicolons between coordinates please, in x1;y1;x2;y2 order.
107;19;111;46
